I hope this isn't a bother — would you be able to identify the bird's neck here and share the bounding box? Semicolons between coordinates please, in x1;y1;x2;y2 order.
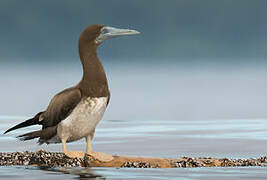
79;44;109;97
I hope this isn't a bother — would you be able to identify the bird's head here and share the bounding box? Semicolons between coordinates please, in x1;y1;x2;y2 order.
79;24;140;47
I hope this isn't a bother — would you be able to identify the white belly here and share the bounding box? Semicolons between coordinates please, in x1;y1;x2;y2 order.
55;97;108;143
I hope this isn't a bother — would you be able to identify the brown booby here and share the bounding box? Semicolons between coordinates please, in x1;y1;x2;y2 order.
4;25;140;161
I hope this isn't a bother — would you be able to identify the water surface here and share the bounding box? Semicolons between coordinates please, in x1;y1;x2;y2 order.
1;60;267;179
1;116;267;179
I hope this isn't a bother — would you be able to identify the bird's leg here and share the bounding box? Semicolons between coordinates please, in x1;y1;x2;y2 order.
86;136;93;153
85;136;113;162
61;139;85;159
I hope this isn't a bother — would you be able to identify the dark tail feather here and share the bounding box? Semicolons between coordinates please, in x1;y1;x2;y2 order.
4;112;43;134
17;126;57;145
17;130;42;141
4;118;37;134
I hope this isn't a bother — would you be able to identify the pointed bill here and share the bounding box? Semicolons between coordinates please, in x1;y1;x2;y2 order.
96;26;140;43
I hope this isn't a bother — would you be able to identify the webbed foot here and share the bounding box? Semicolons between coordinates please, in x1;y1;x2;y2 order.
87;152;114;162
64;151;85;159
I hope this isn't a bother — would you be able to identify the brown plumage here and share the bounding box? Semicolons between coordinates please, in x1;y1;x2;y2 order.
5;25;109;142
5;24;140;160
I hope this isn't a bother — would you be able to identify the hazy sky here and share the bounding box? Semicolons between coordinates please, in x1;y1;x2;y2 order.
1;1;267;120
0;0;267;60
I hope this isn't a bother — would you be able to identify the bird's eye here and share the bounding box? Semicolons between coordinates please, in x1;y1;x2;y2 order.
101;28;109;34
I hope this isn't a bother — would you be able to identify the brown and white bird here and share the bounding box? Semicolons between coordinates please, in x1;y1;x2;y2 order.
4;25;140;161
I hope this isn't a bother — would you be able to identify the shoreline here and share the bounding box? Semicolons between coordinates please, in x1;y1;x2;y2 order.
1;150;267;168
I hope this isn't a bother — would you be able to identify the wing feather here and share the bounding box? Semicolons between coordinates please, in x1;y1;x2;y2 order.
42;87;82;129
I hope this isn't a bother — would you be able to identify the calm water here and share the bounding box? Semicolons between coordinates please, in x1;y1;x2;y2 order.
1;59;267;179
1;166;267;180
1;116;267;179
